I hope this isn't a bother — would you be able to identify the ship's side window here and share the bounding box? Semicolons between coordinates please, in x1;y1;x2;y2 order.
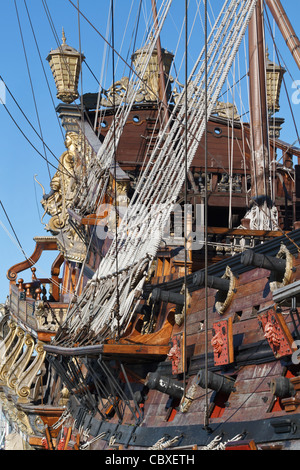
214;127;222;137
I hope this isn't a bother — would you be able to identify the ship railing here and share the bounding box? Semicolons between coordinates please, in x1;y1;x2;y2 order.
9;282;68;333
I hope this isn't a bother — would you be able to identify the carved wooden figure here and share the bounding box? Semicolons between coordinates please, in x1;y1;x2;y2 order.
211;317;234;366
258;306;296;359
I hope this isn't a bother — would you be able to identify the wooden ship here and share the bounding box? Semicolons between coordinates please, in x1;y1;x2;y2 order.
1;0;300;451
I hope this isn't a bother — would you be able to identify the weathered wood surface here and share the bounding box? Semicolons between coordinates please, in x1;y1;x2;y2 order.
137;250;300;429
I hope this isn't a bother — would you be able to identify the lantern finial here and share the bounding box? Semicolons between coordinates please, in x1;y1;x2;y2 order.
62;28;67;46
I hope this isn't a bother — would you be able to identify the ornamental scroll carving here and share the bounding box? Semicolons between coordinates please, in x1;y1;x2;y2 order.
215;266;236;315
7;334;35;390
0;327;25;383
0;393;33;436
15;342;46;403
0;321;17;368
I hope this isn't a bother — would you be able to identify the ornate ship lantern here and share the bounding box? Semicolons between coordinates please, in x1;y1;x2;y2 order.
265;48;286;139
131;36;174;102
265;48;286;116
47;29;85;104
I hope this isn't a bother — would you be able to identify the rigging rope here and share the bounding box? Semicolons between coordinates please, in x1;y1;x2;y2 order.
203;0;209;432
201;433;245;450
148;435;181;450
74;0;174;215
54;0;259;347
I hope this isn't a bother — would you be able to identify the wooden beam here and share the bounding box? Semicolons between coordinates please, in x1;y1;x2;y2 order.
7;238;58;283
44;342;170;357
51;252;64;301
265;0;300;71
248;0;270;199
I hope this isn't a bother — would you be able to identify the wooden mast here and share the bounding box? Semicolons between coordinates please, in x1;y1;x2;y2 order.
151;0;169;128
265;0;300;71
248;0;271;203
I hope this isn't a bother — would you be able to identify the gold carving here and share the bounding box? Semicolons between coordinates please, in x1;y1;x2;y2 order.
34;301;67;332
0;393;34;436
59;386;70;406
47;29;85;104
215;266;236;315
15;342;46;404
99;39;174;107
39;131;86;262
132;39;173;102
269;244;293;292
7;334;35;390
41;132;78;233
0;321;17;367
16;410;34;435
175;283;191;326
213;100;239;120
0;327;25;382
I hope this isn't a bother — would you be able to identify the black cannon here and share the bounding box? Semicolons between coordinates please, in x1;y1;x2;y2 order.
269;376;295;399
151;288;185;306
145;372;184;399
193;271;230;292
196;370;236;395
241;249;286;274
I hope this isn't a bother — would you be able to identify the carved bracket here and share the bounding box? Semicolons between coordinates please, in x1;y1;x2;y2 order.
0;327;25;383
0;321;17;367
7;334;35;390
215;266;237;315
7;237;58;283
15;342;46;404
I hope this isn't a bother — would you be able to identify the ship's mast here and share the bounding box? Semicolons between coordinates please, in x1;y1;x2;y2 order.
245;0;279;230
248;0;271;204
265;0;300;71
151;0;169;128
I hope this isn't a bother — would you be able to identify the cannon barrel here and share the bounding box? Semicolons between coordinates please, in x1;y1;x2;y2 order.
193;271;230;292
145;372;184;399
196;370;236;395
151;288;185;306
270;377;295;398
241;249;286;274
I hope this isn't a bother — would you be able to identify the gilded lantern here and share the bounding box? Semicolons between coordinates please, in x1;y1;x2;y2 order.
47;30;85;104
265;48;286;115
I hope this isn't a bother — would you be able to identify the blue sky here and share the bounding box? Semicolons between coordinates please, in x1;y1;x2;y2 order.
0;0;299;302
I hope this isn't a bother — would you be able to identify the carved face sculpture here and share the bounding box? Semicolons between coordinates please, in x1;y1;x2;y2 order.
264;322;280;350
167;337;181;372
211;331;224;356
64;131;79;152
